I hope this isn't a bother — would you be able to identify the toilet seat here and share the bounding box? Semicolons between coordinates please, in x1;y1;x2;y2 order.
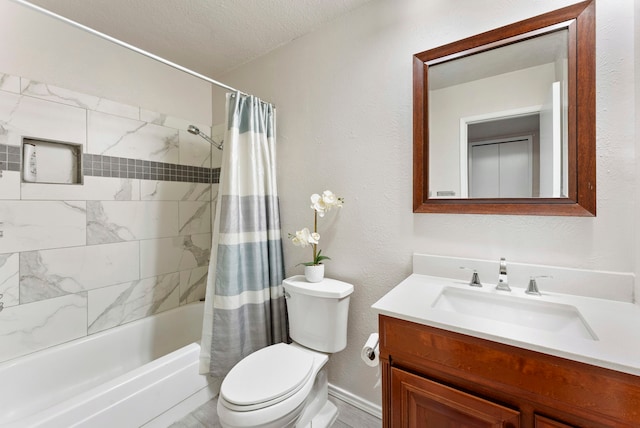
220;343;314;412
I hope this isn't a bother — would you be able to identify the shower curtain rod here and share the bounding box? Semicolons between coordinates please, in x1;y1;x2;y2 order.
13;0;248;96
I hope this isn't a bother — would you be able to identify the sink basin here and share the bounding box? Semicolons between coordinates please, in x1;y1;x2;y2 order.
432;287;598;341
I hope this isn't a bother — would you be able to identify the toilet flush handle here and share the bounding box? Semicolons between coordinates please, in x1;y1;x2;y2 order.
284;290;291;299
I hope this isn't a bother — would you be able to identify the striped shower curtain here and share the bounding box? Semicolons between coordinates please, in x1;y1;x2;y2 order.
199;92;287;378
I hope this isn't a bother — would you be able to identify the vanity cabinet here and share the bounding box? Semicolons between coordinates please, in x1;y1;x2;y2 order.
379;315;640;427
534;415;575;428
391;367;520;427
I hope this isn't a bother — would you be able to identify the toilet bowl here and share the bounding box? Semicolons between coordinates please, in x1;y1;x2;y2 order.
217;343;330;428
217;276;354;428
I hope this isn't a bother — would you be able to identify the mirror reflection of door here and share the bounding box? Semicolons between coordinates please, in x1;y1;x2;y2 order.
539;81;564;197
469;137;533;198
464;80;564;199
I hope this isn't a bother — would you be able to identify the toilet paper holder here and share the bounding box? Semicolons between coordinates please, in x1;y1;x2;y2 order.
361;333;380;367
366;348;376;361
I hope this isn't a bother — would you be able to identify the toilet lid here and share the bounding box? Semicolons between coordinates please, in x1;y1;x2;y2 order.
221;343;314;410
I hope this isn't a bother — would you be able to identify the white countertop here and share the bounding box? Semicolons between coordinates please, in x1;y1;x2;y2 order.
372;273;640;377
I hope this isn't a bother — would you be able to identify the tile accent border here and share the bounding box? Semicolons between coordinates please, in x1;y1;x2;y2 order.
0;144;21;172
0;144;220;184
82;153;220;184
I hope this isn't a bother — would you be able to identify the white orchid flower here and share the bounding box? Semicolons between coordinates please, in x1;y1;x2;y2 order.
321;190;340;207
310;193;328;216
290;190;344;266
291;228;312;247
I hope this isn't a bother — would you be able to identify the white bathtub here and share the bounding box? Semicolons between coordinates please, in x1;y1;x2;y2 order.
0;302;219;428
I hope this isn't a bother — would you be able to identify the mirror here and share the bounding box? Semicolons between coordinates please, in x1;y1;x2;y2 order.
413;0;595;216
429;30;569;199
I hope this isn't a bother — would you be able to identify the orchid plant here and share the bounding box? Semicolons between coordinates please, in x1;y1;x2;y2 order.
290;190;344;266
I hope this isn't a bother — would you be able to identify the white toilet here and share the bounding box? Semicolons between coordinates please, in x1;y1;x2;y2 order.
217;275;354;428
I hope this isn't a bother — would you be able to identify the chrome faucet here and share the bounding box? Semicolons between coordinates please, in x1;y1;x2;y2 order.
460;267;482;287
496;258;511;291
526;275;552;296
526;277;541;296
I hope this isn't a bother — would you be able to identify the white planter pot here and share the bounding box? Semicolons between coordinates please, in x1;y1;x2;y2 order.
304;264;325;283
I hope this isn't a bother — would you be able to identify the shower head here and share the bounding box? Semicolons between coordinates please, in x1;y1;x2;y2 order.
187;124;223;150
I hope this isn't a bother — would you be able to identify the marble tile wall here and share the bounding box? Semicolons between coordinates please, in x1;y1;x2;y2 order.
0;72;219;364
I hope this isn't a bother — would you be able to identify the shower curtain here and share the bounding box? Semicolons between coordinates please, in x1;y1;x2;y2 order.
199;92;287;378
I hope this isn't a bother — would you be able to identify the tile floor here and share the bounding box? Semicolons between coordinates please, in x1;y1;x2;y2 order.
169;395;382;428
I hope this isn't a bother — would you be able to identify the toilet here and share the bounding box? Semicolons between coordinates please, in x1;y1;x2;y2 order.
217;275;354;428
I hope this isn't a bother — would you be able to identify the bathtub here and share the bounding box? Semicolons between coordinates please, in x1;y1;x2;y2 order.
0;302;219;428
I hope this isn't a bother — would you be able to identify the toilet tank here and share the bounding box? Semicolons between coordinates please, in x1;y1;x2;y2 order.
283;275;354;353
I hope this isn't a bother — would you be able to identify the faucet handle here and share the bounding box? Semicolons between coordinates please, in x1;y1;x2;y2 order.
460;267;482;287
496;257;511;291
526;275;552;296
499;257;507;274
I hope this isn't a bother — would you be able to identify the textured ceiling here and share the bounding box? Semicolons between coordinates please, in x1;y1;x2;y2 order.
23;0;373;78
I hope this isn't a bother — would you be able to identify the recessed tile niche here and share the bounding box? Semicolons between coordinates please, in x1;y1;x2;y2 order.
22;138;83;184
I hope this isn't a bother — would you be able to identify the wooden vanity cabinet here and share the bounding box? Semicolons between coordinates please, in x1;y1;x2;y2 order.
391;367;520;427
534;415;575;428
379;315;640;427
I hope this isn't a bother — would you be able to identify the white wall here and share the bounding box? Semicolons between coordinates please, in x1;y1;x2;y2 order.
221;0;637;406
0;0;212;126
635;0;640;303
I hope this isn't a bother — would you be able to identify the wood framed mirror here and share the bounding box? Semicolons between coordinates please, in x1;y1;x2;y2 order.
413;0;595;216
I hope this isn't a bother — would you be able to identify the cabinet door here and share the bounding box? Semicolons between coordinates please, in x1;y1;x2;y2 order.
391;367;520;428
535;415;576;428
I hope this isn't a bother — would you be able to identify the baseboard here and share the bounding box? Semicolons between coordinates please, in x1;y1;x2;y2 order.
328;383;382;420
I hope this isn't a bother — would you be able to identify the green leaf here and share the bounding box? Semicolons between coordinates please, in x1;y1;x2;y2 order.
314;250;331;264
